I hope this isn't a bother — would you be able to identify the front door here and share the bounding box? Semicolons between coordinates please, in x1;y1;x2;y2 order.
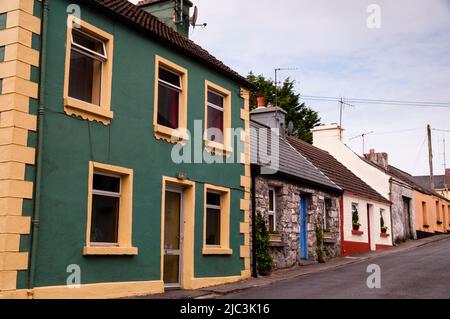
367;204;375;251
299;194;308;260
163;188;183;287
403;197;412;239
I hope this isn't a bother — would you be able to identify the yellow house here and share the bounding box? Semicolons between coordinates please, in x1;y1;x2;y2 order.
414;191;450;237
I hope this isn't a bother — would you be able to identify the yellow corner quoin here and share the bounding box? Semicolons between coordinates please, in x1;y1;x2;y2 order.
239;88;251;276
153;55;189;143
0;0;40;294
63;15;114;125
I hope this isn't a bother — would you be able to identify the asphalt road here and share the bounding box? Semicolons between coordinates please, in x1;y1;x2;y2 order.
222;238;450;299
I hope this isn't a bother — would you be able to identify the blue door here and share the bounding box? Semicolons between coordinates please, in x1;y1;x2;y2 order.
299;194;308;260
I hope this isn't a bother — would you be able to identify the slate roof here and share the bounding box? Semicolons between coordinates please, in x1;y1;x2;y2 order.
250;120;341;193
286;135;390;204
412;175;446;190
80;0;250;87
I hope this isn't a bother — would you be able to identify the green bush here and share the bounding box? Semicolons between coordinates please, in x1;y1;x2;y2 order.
315;215;326;263
255;213;273;275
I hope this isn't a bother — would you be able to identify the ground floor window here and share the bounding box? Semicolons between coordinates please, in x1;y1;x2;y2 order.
203;184;232;255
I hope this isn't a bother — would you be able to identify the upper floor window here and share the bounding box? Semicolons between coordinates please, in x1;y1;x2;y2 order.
69;29;107;106
204;80;232;155
157;66;182;129
64;15;114;125
153;55;188;143
207;90;225;144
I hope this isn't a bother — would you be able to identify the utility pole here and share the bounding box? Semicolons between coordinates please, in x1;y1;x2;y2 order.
427;124;434;189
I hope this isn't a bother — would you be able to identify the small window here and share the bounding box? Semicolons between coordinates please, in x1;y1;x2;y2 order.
205;191;221;245
268;188;276;232
206;90;225;144
422;201;428;226
64;16;114;125
157;66;182;129
318;200;326;231
203;184;232;255
69;29;107;106
324;198;332;231
90;173;121;244
84;162;137;255
204;80;232;155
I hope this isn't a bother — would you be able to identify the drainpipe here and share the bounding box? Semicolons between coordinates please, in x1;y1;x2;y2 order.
28;0;49;290
388;178;395;247
251;165;258;278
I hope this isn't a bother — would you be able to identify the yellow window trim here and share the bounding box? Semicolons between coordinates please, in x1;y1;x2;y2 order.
153;55;188;143
204;80;232;156
63;15;114;125
84;161;137;256
202;184;232;255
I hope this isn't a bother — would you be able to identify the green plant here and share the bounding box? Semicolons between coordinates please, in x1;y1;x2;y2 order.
380;213;388;232
315;215;326;263
352;208;361;226
255;213;273;275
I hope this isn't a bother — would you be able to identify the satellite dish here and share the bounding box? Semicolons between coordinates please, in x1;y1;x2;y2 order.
190;6;198;27
287;121;294;135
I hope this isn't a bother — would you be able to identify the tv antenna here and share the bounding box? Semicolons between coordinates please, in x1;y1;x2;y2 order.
274;67;298;107
350;131;374;154
190;6;207;29
338;97;355;139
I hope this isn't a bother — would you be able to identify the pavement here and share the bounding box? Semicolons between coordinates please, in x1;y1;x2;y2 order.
137;234;450;299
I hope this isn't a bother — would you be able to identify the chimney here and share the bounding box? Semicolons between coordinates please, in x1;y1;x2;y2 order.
311;123;344;148
364;149;389;170
256;96;265;108
250;105;286;137
137;0;193;38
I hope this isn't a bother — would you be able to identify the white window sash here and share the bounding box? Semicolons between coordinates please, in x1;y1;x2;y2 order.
158;79;182;92
71;30;107;61
269;188;276;231
159;67;182;90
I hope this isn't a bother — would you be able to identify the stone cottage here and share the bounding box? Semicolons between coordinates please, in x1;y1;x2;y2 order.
250;103;342;270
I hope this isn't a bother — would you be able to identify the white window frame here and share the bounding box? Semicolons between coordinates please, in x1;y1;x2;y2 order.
319;199;327;231
157;66;182;128
69;29;107;106
268;187;276;232
90;171;122;247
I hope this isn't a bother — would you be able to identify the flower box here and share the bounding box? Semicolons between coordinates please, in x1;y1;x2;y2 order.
351;230;364;235
269;233;282;242
380;233;390;238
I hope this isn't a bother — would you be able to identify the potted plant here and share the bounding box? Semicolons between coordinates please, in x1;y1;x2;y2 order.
380;214;388;233
352;208;361;231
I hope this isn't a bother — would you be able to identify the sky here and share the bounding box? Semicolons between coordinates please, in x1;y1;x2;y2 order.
130;0;450;176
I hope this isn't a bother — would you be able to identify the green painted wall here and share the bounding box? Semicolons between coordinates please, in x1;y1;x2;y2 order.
26;0;246;288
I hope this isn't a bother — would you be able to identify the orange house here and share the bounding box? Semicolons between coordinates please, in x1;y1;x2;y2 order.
414;192;450;237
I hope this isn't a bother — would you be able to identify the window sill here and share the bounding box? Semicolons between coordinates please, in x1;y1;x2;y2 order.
204;139;233;156
64;97;113;125
83;246;138;256
154;124;189;144
202;247;233;255
351;230;364;235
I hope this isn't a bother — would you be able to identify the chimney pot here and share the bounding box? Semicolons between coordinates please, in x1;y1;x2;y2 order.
257;97;265;108
267;102;273;108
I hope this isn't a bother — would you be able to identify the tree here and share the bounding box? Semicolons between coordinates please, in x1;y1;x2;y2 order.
247;72;320;143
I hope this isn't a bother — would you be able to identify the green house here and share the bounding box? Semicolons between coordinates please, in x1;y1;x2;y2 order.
0;0;251;298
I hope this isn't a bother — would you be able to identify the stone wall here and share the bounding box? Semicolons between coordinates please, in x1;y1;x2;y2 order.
253;175;340;270
390;179;417;243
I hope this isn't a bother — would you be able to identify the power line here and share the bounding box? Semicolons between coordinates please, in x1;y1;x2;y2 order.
300;95;450;108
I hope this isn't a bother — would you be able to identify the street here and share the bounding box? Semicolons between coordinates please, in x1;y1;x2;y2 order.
221;238;450;299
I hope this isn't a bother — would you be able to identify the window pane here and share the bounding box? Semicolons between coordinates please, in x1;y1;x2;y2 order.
159;67;181;88
164;191;181;250
269;190;274;211
73;30;105;55
268;214;275;231
68;49;102;105
207;192;221;206
93;174;120;193
207;106;224;143
208;90;224;108
90;194;119;243
157;83;179;129
206;208;221;245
